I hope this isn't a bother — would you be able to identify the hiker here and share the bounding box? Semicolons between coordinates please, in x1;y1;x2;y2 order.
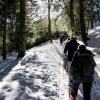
60;34;66;45
69;45;96;100
63;37;79;72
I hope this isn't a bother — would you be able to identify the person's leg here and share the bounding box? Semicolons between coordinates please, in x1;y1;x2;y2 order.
69;95;78;100
63;55;68;72
68;61;72;74
83;82;92;100
69;83;79;100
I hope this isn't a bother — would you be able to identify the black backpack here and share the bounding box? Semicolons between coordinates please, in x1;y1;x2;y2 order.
78;50;96;81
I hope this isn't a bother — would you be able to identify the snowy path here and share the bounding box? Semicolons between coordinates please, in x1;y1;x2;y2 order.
53;40;83;100
54;39;100;100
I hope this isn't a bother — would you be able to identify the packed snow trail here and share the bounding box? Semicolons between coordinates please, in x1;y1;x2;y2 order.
53;40;83;100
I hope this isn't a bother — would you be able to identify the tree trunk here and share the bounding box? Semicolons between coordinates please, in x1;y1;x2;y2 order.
2;17;7;60
48;0;52;42
2;1;7;60
90;0;94;28
14;0;19;53
17;0;26;58
79;0;87;45
15;12;19;52
69;0;76;36
91;17;94;28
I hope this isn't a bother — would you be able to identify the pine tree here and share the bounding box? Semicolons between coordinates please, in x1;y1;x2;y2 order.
48;0;52;42
79;0;88;45
2;0;7;60
17;0;26;58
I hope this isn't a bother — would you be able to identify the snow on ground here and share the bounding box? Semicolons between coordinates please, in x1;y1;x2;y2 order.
0;26;100;100
0;52;17;66
0;40;69;100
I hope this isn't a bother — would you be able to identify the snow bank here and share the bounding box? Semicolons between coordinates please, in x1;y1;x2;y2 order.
0;41;69;100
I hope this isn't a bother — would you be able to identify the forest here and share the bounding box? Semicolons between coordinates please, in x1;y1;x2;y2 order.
0;0;100;60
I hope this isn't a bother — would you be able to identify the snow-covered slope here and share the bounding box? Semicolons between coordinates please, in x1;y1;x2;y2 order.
0;40;69;100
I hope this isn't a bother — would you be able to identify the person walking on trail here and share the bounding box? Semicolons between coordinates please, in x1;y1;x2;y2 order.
69;45;96;100
60;34;66;45
63;37;79;72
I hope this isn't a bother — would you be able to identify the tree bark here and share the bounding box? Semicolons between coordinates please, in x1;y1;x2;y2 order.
69;0;76;35
17;0;26;58
2;17;7;60
2;1;7;60
90;0;94;28
48;0;52;42
79;0;87;45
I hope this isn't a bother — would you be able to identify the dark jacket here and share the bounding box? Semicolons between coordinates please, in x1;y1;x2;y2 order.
69;49;96;87
64;39;79;61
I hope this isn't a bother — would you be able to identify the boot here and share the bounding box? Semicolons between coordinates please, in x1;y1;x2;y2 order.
69;95;78;100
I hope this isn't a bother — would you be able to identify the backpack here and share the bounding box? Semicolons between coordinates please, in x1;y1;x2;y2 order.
78;50;96;82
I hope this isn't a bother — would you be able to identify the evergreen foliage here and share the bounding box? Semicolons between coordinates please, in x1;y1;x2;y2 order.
0;0;100;59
